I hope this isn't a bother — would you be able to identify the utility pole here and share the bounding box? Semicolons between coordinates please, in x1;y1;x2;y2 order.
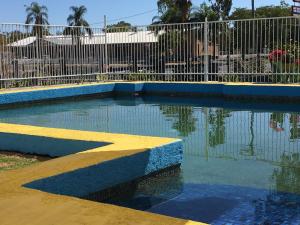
251;0;255;18
204;17;209;82
104;15;108;75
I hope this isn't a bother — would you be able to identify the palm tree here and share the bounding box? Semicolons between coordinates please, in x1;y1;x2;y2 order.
64;6;92;79
25;2;49;37
175;0;192;23
153;0;192;24
65;5;92;44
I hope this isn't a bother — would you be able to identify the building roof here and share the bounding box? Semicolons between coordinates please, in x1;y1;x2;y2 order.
7;31;158;47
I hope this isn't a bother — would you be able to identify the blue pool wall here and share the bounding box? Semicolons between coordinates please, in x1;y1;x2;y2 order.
1;82;300;105
24;140;183;198
0;132;111;157
0;84;115;105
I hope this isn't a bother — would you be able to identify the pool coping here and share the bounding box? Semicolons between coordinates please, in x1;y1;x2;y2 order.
0;81;300;106
0;123;206;225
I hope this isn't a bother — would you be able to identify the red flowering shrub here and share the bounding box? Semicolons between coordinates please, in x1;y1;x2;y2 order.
268;49;287;62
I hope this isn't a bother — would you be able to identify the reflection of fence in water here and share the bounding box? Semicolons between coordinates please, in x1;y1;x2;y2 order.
1;102;299;163
85;105;300;163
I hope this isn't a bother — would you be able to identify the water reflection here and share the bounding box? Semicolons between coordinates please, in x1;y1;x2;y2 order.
269;112;285;132
100;166;184;211
208;109;231;148
160;105;197;137
273;153;300;194
290;114;300;140
0;96;300;224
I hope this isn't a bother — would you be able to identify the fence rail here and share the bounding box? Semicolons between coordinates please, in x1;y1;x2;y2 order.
0;16;300;88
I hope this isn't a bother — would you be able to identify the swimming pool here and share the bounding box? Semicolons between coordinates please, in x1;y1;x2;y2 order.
0;94;300;224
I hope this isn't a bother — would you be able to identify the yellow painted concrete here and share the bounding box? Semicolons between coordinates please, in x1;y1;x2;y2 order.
0;123;206;225
0;82;109;94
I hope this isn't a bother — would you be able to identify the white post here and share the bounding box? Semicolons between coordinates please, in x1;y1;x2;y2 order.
104;15;108;75
204;17;209;82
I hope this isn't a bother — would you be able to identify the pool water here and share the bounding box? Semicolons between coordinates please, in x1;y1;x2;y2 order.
0;95;300;224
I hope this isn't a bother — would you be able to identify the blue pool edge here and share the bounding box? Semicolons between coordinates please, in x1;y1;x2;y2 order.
1;82;300;105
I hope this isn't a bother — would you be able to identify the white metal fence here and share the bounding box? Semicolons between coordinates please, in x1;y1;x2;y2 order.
0;16;300;88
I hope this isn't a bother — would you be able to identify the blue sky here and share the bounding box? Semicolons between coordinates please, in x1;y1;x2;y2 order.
0;0;294;26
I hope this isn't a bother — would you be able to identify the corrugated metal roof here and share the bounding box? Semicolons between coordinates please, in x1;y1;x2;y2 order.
8;31;158;47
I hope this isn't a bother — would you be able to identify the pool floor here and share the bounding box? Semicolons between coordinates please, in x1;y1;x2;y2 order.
0;95;300;224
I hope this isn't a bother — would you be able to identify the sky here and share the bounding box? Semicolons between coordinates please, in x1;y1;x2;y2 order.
0;0;295;26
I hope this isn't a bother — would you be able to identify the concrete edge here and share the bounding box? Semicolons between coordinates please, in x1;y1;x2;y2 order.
1;82;300;105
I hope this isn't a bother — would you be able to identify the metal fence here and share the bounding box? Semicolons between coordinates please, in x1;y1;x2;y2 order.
1;16;300;88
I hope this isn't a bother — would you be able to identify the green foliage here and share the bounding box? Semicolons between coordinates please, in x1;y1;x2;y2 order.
290;114;300;140
209;0;232;20
190;2;219;22
65;5;92;37
222;74;240;82
0;31;32;44
127;73;150;81
25;2;49;37
228;7;296;57
273;153;300;194
107;21;136;33
97;74;109;81
229;8;253;20
153;0;290;25
153;0;192;24
157;29;182;54
270;62;300;83
230;4;291;20
282;43;300;59
268;44;300;83
255;4;291;18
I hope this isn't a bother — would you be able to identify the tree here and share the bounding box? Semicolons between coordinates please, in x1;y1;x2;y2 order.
65;5;92;43
190;2;218;22
153;0;192;24
230;4;291;20
189;3;220;59
229;8;253;20
25;2;49;37
64;6;92;78
209;0;232;20
229;4;293;59
106;21;136;33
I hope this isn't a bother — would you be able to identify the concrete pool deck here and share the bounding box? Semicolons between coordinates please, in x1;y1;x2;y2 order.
0;123;205;225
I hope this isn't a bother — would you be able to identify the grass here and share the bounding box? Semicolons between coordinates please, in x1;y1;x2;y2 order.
0;151;50;172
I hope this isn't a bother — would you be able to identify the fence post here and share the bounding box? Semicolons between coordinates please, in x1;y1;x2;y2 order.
204;17;209;82
104;15;108;76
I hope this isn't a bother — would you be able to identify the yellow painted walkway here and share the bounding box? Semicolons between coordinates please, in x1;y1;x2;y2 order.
0;123;206;225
